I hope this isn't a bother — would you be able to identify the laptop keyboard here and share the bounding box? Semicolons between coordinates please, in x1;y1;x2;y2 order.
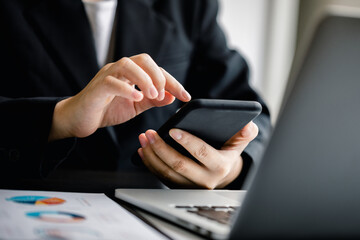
174;205;239;225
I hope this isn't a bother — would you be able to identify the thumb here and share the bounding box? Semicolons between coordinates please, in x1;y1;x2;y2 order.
134;91;176;115
221;121;259;153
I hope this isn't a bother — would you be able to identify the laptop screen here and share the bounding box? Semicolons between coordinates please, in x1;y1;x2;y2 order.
231;15;360;239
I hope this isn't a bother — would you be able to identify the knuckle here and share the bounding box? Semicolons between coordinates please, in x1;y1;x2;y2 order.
139;53;152;63
103;75;113;87
172;159;186;173
118;57;131;69
157;73;166;87
194;144;208;159
159;72;166;87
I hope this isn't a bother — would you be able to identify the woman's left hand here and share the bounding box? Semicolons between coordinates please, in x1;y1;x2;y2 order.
138;121;258;189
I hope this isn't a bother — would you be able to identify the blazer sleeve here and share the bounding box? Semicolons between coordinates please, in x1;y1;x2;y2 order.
0;97;76;180
184;0;272;189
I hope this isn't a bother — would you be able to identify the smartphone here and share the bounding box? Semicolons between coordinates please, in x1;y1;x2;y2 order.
133;99;262;165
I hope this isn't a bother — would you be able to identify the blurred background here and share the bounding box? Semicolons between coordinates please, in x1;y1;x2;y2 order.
218;0;360;123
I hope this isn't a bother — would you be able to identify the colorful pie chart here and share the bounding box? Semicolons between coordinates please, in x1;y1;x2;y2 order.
26;211;85;223
6;196;65;205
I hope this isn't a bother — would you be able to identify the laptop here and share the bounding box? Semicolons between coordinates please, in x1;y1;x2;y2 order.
116;12;360;239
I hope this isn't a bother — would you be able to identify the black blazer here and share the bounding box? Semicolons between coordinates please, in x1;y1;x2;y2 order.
0;0;271;188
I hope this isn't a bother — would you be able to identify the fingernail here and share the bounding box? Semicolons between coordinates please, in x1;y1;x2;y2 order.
145;131;156;144
157;89;165;101
169;129;182;140
241;122;253;138
132;90;143;101
139;134;147;148
241;129;250;138
149;86;158;99
181;89;191;101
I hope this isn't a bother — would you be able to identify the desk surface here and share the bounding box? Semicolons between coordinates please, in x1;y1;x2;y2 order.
1;170;215;239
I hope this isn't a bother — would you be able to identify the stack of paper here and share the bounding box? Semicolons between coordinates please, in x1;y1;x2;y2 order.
0;189;167;240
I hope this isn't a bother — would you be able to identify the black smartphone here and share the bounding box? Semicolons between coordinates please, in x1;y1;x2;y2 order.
133;99;262;166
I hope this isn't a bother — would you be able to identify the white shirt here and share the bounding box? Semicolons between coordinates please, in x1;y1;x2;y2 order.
82;0;117;67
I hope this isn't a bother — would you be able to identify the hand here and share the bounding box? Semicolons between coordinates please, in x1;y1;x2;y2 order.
138;121;259;189
49;53;191;141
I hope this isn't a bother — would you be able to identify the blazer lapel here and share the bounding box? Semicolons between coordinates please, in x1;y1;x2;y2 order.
24;0;174;90
25;0;99;91
113;0;175;61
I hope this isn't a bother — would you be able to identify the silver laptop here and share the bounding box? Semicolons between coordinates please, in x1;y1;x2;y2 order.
116;189;245;238
116;12;360;240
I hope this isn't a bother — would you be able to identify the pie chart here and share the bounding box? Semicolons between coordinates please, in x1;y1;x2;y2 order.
26;211;85;223
6;196;65;205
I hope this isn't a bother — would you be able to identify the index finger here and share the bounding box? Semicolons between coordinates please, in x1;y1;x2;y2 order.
169;128;219;168
161;68;191;102
131;54;166;99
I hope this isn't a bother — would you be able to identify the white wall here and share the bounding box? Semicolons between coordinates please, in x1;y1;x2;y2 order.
217;0;269;93
218;0;299;122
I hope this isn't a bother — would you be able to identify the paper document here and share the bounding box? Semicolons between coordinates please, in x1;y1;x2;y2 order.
0;189;167;240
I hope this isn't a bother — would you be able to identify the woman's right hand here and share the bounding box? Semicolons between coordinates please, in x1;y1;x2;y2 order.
48;53;191;141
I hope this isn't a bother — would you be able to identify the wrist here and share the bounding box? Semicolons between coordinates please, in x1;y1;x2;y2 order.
48;97;73;142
